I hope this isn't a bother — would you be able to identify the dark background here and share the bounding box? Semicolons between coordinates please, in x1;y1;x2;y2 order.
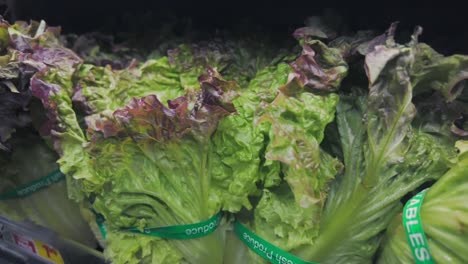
1;0;467;54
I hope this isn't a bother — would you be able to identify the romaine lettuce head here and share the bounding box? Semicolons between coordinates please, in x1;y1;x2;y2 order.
378;140;468;264
32;42;264;262
225;30;349;263
80;69;262;263
292;25;464;264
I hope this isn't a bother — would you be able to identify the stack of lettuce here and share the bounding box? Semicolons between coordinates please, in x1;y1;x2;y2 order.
2;15;467;264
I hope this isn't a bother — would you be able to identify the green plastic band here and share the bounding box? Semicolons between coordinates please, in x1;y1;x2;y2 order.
402;189;434;264
95;213;107;240
0;169;65;200
233;220;319;264
124;212;222;240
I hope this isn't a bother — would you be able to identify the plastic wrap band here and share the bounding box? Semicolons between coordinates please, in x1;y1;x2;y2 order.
402;189;434;264
233;219;319;264
125;212;222;239
0;169;65;200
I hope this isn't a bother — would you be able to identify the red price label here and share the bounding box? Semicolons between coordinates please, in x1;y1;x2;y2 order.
11;233;64;264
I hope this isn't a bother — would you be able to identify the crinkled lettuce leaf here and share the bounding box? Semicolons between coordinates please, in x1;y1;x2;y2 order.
71;38;285;119
412;43;468;101
73;58;186;117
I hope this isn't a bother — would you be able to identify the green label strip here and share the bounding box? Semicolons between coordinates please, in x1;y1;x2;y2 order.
0;169;65;200
95;213;107;240
234;220;319;264
402;189;434;264
123;212;222;240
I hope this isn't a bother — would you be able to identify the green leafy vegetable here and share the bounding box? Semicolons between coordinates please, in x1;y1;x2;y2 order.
378;140;468;264
225;31;348;263
13;14;468;264
292;27;460;264
0;18;97;247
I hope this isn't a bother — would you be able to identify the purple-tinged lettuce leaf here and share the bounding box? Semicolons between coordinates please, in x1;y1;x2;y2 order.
30;73;98;202
7;20;62;52
283;37;348;93
0;18;82;146
72;59;184;117
0;18;99;247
